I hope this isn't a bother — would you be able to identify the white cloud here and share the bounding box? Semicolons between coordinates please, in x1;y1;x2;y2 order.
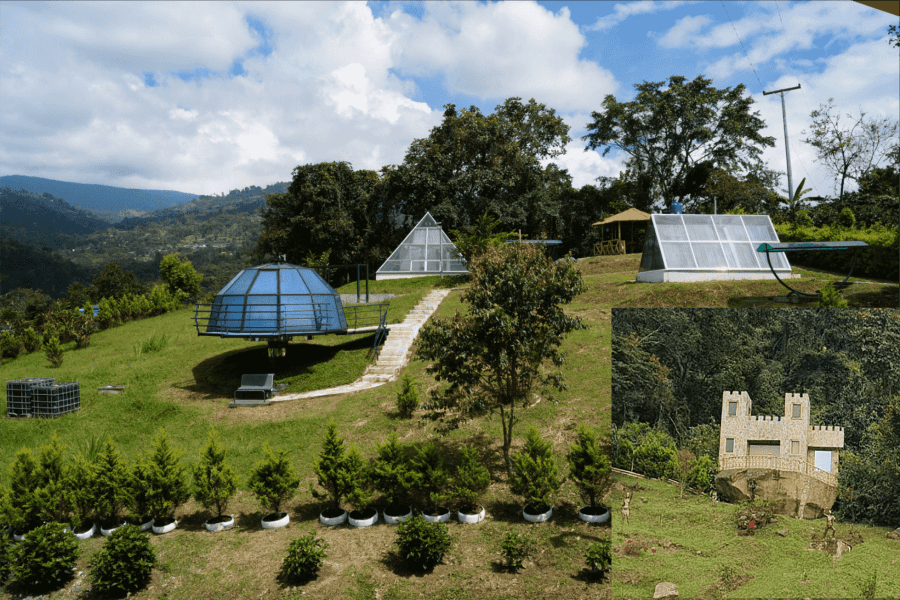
388;1;618;112
589;1;699;32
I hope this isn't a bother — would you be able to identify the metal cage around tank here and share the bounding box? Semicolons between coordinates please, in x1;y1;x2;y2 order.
193;263;348;340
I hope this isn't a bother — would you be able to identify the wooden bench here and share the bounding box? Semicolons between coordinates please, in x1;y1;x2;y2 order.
756;241;868;301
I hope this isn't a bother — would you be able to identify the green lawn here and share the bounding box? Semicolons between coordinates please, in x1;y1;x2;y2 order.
610;474;899;599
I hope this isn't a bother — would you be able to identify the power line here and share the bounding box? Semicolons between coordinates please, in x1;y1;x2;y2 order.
721;1;764;90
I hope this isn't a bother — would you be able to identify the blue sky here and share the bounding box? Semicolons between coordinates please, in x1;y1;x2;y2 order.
0;1;896;203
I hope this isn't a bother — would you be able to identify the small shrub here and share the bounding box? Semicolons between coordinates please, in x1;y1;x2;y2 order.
21;327;41;353
396;373;419;418
144;430;190;521
584;539;612;576
4;448;41;534
68;455;97;528
500;532;534;572
310;421;353;513
510;427;560;511
33;435;74;525
0;535;11;585
1;331;23;361
370;433;414;511
44;335;63;368
452;445;490;512
818;282;849;308
412;441;450;509
72;313;96;349
395;515;451;570
94;439;132;527
8;522;78;592
248;443;300;516
838;207;856;229
567;424;612;508
89;524;156;596
281;533;328;583
193;429;240;520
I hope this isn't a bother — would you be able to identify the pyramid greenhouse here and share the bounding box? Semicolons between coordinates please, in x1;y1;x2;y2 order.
376;212;468;280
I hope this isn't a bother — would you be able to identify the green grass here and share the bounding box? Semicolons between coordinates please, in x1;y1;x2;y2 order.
611;474;899;599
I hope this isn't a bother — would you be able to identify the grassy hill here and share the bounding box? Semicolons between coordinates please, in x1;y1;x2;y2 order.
0;268;611;600
610;473;899;599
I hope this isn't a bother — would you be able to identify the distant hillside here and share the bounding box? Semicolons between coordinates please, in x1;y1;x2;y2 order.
115;182;289;229
0;175;199;218
0;238;99;298
0;187;112;249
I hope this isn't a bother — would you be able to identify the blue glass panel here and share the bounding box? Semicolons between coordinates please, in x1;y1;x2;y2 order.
218;270;244;295
250;270;278;295
280;269;311;295
299;270;332;295
227;270;258;296
244;295;277;332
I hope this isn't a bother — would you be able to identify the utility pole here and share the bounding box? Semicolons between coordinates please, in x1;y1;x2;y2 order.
763;84;801;202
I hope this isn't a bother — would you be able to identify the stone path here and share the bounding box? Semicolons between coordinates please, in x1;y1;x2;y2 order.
271;289;452;401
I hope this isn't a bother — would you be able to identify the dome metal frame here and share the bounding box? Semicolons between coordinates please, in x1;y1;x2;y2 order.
193;262;348;341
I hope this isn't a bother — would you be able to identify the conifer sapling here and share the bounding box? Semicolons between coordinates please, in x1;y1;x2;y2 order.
248;443;300;518
193;429;240;521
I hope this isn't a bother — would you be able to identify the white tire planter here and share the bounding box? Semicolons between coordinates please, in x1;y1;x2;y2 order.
140;517;155;531
13;531;25;542
205;515;235;532
349;509;379;528
578;506;610;524
101;522;126;537
319;509;347;526
261;513;289;530
382;507;413;525
74;523;97;540
152;519;178;534
422;508;451;523
458;505;486;524
523;505;553;523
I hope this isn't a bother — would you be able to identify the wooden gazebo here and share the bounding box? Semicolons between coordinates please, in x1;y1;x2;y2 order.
592;208;651;255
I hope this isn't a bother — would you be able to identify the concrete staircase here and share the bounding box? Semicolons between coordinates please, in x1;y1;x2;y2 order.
272;289;451;401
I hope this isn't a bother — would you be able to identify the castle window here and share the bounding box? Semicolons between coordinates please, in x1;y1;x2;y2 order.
725;438;734;452
792;403;801;419
728;401;737;416
791;440;799;454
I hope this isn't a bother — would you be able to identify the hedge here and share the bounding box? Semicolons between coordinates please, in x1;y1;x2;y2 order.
774;223;899;282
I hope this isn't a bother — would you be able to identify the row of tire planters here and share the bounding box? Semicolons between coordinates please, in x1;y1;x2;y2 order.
317;504;488;527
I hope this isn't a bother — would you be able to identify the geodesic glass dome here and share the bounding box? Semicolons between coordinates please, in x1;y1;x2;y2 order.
376;212;468;280
637;214;792;282
199;263;347;338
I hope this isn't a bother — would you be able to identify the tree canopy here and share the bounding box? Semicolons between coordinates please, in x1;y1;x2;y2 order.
387;98;572;236
583;75;776;212
159;253;203;302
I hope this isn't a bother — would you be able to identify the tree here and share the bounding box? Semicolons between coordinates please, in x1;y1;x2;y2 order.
889;23;899;49
158;253;203;302
253;162;395;270
93;439;132;527
801;98;899;203
247;443;300;517
567;425;612;509
583;75;776;211
416;243;586;479
388;98;572;236
193;429;240;520
510;427;561;511
91;262;147;301
370;433;415;510
310;421;355;513
449;211;516;264
683;163;784;216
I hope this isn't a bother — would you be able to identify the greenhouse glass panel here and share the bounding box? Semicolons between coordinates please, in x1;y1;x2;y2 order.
692;242;728;268
376;212;468;279
251;271;278;295
743;216;778;241
656;215;689;240
660;242;696;268
227;270;258;296
683;215;718;241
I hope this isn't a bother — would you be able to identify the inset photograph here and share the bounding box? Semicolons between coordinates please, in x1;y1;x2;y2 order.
610;308;900;599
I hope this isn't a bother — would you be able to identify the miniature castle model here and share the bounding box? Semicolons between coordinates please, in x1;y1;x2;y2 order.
716;391;844;519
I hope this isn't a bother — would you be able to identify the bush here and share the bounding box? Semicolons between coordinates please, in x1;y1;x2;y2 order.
775;222;899;281
143;430;190;522
0;535;11;586
510;427;561;511
818;282;849;308
452;446;490;512
1;331;23;361
193;429;240;520
412;441;450;509
89;524;156;596
44;335;63;368
687;454;717;493
395;515;451;570
33;435;74;525
310;421;354;513
7;522;79;592
567;424;612;508
632;431;677;479
94;439;132;527
838;207;856;229
500;532;534;572
68;455;97;528
72;313;96;350
21;326;41;353
3;448;41;534
396;373;419;418
281;533;328;583
248;443;300;516
584;539;612;576
370;433;414;510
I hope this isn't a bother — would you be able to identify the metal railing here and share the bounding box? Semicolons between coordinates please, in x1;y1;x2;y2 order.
193;302;341;336
373;307;389;360
342;302;389;330
719;455;837;487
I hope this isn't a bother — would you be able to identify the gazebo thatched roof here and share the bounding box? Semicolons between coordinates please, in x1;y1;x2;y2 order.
592;208;652;226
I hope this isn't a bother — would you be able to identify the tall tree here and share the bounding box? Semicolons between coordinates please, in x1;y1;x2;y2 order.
91;262;147;301
416;243;585;479
253;162;397;269
801;98;899;203
158;253;203;302
582;75;776;212
387;98;571;235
